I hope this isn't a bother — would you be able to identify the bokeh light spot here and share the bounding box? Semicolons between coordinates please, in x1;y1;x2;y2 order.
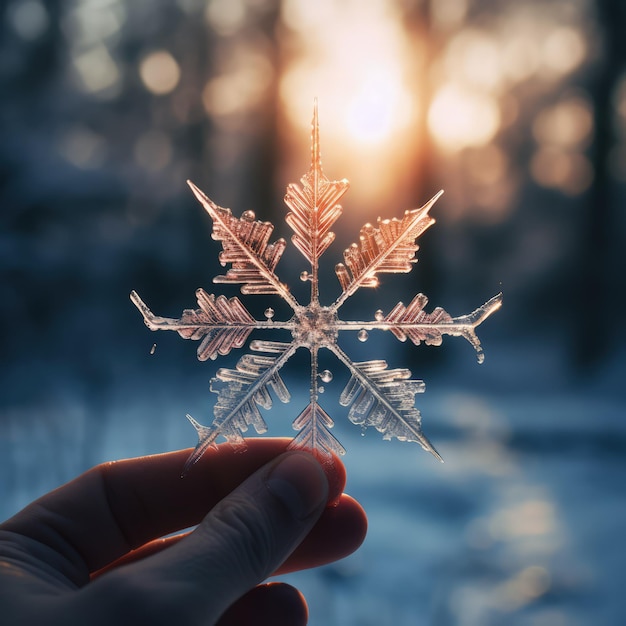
489;499;557;540
542;26;586;76
497;565;552;611
502;35;540;83
8;0;49;40
139;50;181;95
205;0;246;36
445;29;503;90
73;44;121;95
531;147;594;195
533;97;593;148
202;49;273;119
428;83;500;151
59;127;107;169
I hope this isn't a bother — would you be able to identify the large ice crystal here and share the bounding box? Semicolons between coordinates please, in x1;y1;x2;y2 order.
131;104;502;474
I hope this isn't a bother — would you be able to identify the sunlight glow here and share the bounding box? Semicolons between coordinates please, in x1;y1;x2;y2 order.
445;29;503;91
279;0;418;148
345;68;412;145
428;83;500;150
278;0;421;207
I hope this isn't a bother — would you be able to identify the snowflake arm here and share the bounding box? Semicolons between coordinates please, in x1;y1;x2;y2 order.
328;344;442;461
288;347;346;457
335;292;503;363
289;401;346;457
130;289;260;361
332;191;441;309
182;340;296;475
285;102;349;303
187;181;299;310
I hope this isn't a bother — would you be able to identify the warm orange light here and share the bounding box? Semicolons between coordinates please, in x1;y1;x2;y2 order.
532;97;593;149
530;147;594;196
280;0;415;145
204;0;246;36
444;29;503;91
278;0;421;208
344;68;412;145
428;83;500;151
542;26;586;77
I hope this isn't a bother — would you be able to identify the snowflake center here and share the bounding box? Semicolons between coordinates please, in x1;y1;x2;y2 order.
292;303;338;347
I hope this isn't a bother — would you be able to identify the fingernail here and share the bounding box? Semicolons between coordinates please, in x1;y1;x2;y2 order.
266;453;328;520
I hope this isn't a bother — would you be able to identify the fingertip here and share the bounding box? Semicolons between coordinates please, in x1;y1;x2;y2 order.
336;494;368;550
217;582;308;626
276;492;368;575
314;451;346;507
266;452;329;521
181;439;346;506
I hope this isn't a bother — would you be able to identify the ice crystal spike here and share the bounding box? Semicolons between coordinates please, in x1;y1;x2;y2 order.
131;102;502;473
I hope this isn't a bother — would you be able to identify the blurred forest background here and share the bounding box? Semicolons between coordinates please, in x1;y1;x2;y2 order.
1;1;625;625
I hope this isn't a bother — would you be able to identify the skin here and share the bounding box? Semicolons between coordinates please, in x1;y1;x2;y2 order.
0;438;368;625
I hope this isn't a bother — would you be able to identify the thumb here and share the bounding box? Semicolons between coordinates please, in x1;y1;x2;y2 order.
100;451;330;625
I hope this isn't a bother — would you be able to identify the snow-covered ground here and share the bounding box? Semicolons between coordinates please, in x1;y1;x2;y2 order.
2;380;624;626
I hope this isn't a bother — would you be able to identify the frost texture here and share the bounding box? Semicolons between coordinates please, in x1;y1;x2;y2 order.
131;104;502;474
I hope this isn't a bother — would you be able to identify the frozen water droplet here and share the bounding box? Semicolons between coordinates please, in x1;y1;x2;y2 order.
150;343;157;355
264;307;275;320
375;309;384;321
358;329;369;342
242;210;255;221
300;271;310;282
318;386;325;393
320;369;333;383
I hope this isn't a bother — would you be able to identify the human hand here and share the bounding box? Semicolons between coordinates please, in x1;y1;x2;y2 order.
0;438;367;625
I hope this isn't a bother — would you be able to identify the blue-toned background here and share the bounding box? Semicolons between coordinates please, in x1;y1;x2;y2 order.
1;1;625;624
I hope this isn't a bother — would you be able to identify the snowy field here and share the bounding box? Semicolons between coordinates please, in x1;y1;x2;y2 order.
2;372;625;626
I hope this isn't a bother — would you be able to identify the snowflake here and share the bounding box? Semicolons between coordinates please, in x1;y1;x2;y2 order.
131;104;502;475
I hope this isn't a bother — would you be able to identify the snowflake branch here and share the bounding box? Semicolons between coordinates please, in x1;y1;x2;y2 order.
335;292;503;363
328;344;443;461
288;401;346;458
287;345;346;457
332;191;442;309
285;103;349;303
182;341;297;475
131;289;266;361
188;180;300;311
